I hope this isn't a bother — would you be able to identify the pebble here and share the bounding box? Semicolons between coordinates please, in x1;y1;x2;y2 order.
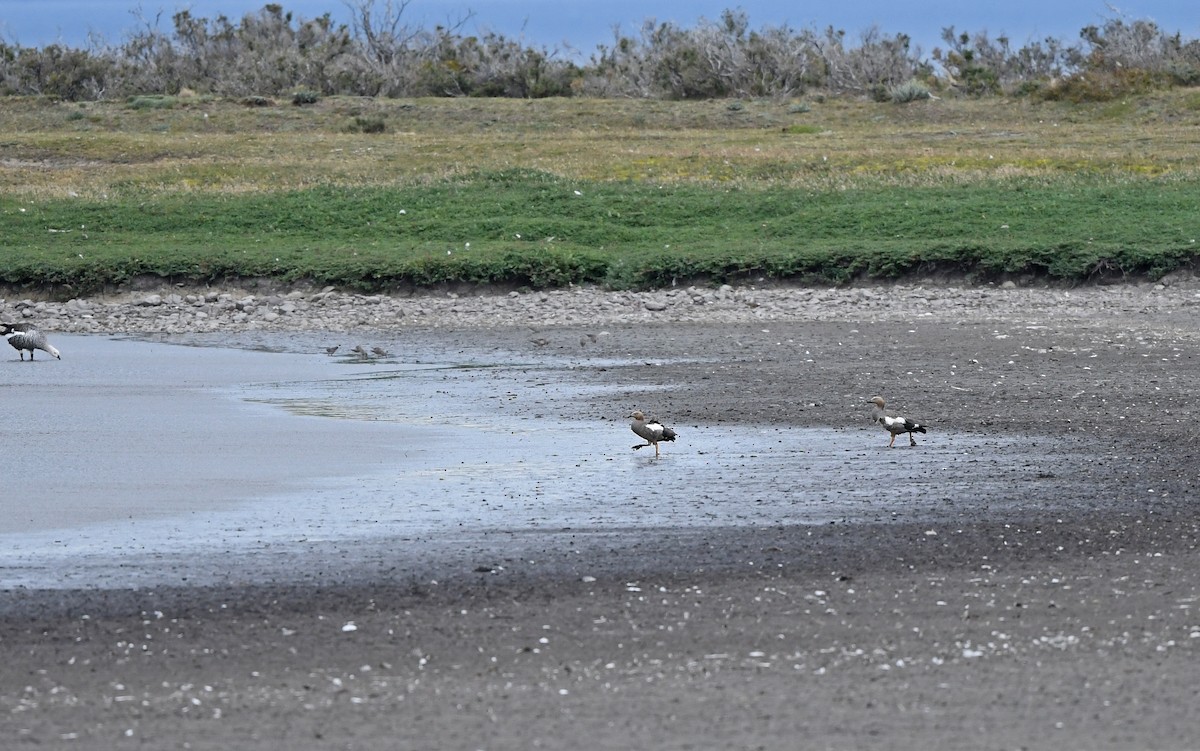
0;276;1196;335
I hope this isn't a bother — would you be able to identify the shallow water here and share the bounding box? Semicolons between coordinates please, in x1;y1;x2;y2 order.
0;333;1081;589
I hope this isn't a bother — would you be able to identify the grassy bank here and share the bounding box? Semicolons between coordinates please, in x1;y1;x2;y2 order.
3;94;1199;293
3;173;1197;292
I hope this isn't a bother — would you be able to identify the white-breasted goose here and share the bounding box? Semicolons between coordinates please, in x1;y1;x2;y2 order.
630;410;677;457
869;396;927;447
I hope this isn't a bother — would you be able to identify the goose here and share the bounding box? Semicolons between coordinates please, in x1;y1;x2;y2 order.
630;410;677;457
2;324;61;361
868;396;927;447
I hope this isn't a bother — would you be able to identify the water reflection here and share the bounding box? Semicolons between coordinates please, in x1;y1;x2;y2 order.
0;332;1086;590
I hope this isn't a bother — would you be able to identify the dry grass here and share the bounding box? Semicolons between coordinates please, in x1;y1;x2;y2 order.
4;93;1200;200
3;93;1198;293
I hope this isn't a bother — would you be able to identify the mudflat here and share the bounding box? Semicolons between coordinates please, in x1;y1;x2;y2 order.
2;280;1199;750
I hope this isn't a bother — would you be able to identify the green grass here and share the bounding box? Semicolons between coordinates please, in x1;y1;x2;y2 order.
3;170;1196;293
2;94;1200;294
126;95;178;111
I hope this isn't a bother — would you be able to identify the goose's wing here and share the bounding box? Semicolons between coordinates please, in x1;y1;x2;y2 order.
632;422;664;442
885;414;925;432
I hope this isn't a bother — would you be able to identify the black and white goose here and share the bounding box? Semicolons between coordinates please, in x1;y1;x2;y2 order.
869;396;927;447
2;324;61;361
629;410;677;457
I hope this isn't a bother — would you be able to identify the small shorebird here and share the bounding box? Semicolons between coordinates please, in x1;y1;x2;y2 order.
324;345;340;356
370;346;389;357
351;345;370;359
630;410;677;458
868;396;928;447
2;324;61;361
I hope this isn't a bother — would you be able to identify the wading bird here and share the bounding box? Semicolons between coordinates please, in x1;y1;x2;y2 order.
869;396;927;447
630;410;677;458
2;324;61;361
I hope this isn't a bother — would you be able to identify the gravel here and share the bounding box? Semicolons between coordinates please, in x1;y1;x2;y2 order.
4;272;1199;335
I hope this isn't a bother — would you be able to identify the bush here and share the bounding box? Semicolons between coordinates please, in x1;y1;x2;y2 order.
347;115;386;133
889;79;931;102
291;90;320;106
1165;63;1200;86
1037;68;1161;102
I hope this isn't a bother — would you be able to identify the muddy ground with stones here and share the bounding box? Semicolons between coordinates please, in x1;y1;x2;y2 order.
2;277;1199;750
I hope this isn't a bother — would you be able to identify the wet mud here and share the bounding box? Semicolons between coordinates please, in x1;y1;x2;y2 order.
1;311;1198;750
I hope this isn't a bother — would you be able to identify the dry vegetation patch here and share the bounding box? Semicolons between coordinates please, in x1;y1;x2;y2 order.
2;94;1198;292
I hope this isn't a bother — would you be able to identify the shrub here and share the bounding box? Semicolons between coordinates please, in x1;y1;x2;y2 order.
889;79;931;102
292;90;320;106
1165;62;1200;86
347;115;386;133
1037;68;1160;102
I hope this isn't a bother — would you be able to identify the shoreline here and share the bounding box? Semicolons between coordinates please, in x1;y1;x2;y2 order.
3;274;1200;336
2;281;1198;749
